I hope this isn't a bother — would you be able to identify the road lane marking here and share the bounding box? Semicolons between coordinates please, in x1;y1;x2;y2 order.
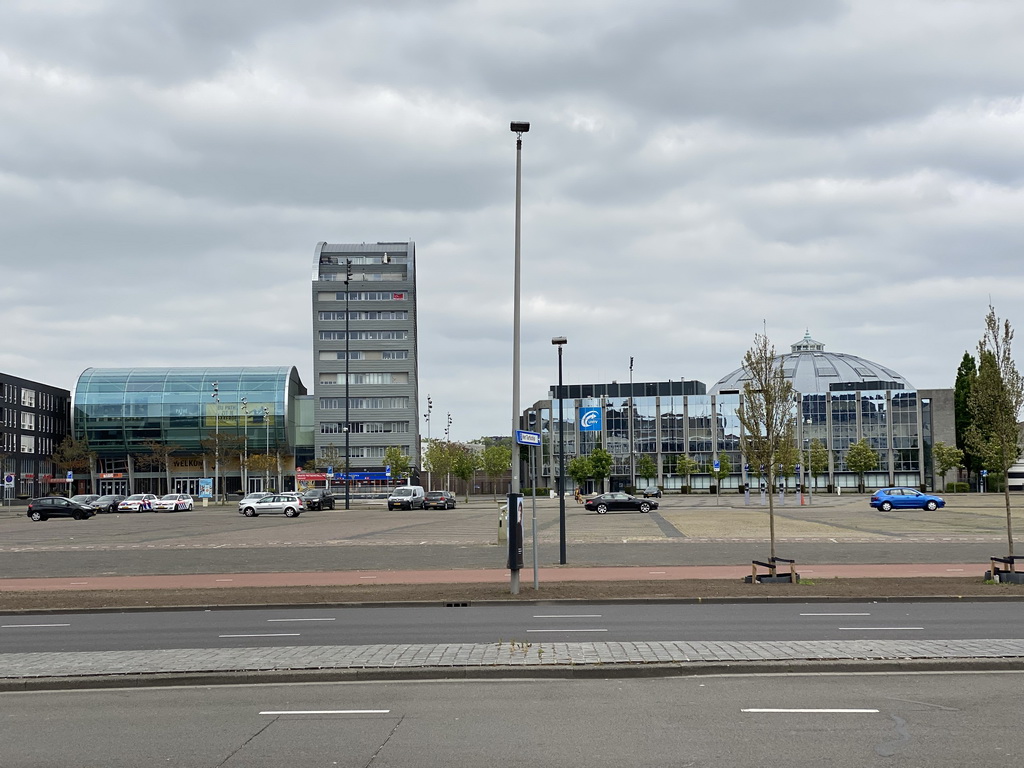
267;618;336;622
528;626;606;634
648;571;666;574
359;576;378;579
219;633;301;638
2;623;71;628
215;579;233;582
260;710;390;715
533;614;603;618
838;627;923;631
743;708;879;714
800;613;870;616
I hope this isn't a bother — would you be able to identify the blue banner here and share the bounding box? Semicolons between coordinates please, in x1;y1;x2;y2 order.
579;406;602;432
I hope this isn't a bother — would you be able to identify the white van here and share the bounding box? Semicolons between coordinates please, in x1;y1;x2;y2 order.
387;485;426;510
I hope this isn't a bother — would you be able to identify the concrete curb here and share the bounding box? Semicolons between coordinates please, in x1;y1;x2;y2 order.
3;656;1023;692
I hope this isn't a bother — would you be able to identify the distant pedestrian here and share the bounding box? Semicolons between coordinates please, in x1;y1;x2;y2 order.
574;487;582;504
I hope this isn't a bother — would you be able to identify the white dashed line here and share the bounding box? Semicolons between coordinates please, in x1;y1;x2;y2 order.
526;628;608;633
267;618;336;622
219;633;301;638
2;623;71;628
799;613;870;616
743;708;878;714
533;614;603;619
260;710;390;715
838;627;923;631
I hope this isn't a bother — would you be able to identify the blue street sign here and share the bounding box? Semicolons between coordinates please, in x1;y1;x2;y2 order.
579;407;602;432
515;430;541;446
327;466;333;475
713;460;720;471
66;470;73;482
981;469;988;476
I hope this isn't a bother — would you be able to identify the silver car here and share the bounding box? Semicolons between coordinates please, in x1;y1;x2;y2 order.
238;493;305;518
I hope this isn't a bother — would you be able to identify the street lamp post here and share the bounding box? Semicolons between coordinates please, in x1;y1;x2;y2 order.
445;412;452;490
211;382;220;504
423;394;432;490
259;406;270;491
240;397;249;494
509;119;530;595
552;337;567;564
629;356;635;492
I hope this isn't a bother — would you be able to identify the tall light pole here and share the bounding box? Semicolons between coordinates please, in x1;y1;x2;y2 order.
211;381;220;503
509;119;529;595
423;394;432;490
445;411;453;490
628;355;635;492
259;406;270;491
240;397;249;494
552;336;567;564
344;257;352;510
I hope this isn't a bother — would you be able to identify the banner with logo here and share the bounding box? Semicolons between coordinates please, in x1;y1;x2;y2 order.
579;406;602;432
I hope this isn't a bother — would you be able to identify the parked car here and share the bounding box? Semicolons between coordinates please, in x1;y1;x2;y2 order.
90;494;126;513
423;490;457;510
70;494;100;507
387;485;426;510
27;497;96;522
153;493;194;512
238;493;305;518
301;488;335;510
584;492;658;514
870;487;946;512
118;494;159;512
642;486;663;498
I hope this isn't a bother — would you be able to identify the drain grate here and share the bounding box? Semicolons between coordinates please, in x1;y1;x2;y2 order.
443;601;471;608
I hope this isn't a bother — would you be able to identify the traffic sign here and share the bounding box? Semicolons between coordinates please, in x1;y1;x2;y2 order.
3;473;13;488
66;470;73;483
713;460;720;471
515;430;541;446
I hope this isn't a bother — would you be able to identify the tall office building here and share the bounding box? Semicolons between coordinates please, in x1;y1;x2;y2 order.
312;241;420;478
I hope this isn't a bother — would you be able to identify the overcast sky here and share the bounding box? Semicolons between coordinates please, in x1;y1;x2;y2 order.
3;1;1023;441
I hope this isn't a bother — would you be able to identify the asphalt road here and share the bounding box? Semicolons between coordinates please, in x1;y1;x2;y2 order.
4;672;1023;767
4;601;1023;653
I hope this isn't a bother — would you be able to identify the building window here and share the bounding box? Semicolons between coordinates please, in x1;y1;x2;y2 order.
21;389;35;408
381;350;409;360
21;412;34;431
318;351;366;361
318;330;409;341
20;435;35;453
319;373;409;386
319;398;410;410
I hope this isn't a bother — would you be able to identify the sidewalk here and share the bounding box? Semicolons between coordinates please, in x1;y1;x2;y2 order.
0;562;989;592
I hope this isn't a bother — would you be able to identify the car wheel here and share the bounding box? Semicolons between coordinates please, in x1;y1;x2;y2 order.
639;502;651;513
243;508;257;517
285;508;298;517
30;511;45;521
925;500;938;511
880;501;893;512
187;504;193;511
596;504;608;514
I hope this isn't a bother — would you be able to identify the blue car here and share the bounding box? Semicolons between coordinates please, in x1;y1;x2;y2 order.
870;487;945;512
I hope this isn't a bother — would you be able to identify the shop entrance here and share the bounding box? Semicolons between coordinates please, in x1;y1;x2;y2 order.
99;479;130;496
173;478;203;496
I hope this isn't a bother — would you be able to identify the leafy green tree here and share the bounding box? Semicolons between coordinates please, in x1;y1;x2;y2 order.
136;440;184;495
52;435;95;493
933;441;964;493
844;439;878;493
589;444;614;493
567;455;593;491
383;446;411;482
708;454;732;504
451;443;481;502
736;332;795;563
803;438;829;499
480;444;512;500
635;454;657;486
954;352;981;485
247;453;278;491
966;306;1024;556
675;454;699;493
423;438;457;489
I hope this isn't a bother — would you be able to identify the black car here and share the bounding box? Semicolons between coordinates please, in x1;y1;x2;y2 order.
584;492;658;514
642;486;663;498
27;497;96;522
90;494;126;513
301;488;335;510
423;491;457;510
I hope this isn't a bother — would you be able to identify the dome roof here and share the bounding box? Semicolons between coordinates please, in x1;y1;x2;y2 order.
711;332;913;394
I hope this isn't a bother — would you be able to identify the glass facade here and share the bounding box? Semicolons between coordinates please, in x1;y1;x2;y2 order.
527;382;936;493
74;367;306;455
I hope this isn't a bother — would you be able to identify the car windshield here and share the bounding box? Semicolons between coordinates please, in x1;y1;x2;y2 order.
126;495;145;501
393;489;413;496
160;494;178;500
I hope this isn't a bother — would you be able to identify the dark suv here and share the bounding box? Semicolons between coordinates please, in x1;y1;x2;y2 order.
301;488;335;510
27;497;96;522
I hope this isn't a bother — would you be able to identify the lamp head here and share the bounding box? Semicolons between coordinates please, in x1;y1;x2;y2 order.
510;121;530;134
551;336;567;346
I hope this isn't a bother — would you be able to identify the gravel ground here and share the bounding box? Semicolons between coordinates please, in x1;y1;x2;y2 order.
3;576;1023;612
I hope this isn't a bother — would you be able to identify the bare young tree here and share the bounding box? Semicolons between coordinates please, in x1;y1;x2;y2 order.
736;333;795;563
966;305;1024;557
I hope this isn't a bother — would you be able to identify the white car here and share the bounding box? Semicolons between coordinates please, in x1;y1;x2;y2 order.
117;494;159;512
238;491;271;511
153;493;194;512
238;493;305;518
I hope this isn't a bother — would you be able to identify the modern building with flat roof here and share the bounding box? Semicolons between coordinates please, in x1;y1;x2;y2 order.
312;241;420;481
0;371;71;499
525;334;955;494
73;366;308;497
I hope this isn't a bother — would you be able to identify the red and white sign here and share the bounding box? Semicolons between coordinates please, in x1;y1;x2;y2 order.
296;472;327;481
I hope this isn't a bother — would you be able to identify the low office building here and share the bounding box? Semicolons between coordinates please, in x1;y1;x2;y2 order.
525;334;954;493
0;371;71;499
73;366;310;497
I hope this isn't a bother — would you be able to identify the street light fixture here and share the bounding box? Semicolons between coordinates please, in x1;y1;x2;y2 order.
240;397;249;494
211;382;220;503
344;257;352;510
552;336;567;564
509;119;530;595
423;394;432;490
